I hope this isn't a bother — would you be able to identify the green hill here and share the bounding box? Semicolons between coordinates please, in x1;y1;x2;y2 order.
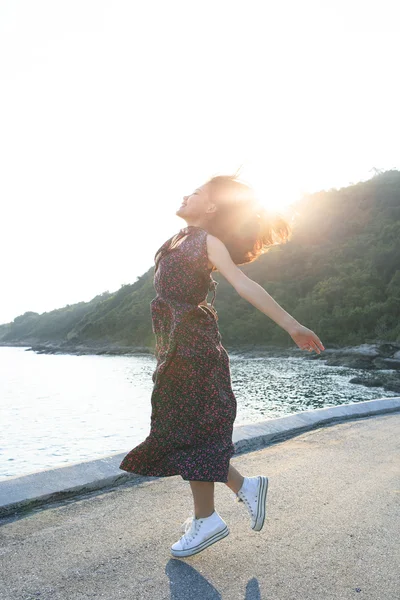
1;170;399;351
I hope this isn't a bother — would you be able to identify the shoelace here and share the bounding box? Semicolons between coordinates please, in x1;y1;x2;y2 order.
235;488;257;517
181;515;194;533
179;516;200;546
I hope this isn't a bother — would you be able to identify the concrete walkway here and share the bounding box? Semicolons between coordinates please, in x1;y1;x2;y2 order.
1;412;399;600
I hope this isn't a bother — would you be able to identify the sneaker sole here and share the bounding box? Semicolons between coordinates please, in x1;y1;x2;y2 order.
252;476;269;532
170;525;230;558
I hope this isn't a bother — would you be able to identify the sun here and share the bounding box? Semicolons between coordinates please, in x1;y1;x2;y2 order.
239;165;304;215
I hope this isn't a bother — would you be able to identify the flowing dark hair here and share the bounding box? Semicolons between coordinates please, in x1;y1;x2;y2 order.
203;171;294;270
154;170;294;275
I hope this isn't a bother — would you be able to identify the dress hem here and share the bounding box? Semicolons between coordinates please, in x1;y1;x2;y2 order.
118;465;230;483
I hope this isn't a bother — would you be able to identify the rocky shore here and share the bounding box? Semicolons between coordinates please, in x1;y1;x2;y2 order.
0;340;153;356
229;342;400;393
2;340;400;393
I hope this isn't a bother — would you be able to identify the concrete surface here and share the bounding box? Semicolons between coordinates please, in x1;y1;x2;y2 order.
0;412;399;600
1;396;399;518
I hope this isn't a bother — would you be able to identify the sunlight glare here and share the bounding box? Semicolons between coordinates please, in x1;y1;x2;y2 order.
239;161;304;215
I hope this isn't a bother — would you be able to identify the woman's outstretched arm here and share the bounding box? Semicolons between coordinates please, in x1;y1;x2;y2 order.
206;233;325;354
238;277;300;332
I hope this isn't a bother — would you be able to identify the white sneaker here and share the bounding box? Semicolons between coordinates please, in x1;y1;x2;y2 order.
171;510;229;557
234;475;269;531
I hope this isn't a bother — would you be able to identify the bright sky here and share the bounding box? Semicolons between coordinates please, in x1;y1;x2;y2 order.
1;0;399;325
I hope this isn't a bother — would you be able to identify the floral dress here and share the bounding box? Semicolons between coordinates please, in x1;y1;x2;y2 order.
119;225;237;482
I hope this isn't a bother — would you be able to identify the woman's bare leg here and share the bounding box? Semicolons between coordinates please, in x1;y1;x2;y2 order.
189;481;215;519
188;463;244;518
225;462;245;494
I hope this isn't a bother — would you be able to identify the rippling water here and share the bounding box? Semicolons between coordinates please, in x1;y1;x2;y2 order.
0;346;396;480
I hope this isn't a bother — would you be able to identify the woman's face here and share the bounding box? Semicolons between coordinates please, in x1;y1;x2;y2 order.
176;183;216;225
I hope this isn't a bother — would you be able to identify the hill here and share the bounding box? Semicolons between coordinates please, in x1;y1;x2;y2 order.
1;170;399;352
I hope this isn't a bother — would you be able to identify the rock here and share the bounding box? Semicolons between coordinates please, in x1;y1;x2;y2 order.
324;355;375;369
373;357;400;370
349;377;384;387
349;373;400;392
27;343;153;356
385;379;400;393
377;343;400;357
337;344;380;357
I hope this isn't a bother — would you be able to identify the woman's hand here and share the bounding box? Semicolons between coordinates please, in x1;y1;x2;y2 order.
287;323;325;354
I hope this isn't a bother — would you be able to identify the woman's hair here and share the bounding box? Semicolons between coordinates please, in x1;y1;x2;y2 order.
203;171;294;270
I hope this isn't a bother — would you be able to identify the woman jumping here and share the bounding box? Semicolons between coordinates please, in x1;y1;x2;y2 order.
119;173;325;558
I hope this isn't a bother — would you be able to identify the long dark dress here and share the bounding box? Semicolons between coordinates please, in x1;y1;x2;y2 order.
119;225;237;482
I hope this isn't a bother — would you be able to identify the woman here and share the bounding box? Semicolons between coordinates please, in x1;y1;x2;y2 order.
119;173;325;558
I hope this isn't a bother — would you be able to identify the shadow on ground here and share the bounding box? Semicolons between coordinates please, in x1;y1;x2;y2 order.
167;559;261;599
